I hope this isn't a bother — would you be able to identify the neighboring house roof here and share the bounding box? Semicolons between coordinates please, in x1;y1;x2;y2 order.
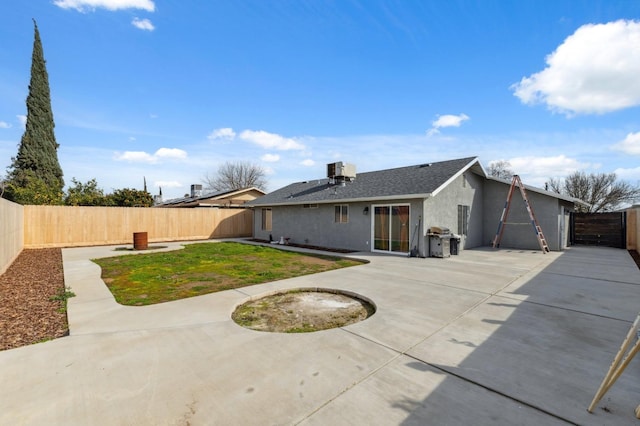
247;157;485;206
156;187;265;208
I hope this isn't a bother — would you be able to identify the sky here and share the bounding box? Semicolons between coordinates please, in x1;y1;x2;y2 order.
1;1;640;201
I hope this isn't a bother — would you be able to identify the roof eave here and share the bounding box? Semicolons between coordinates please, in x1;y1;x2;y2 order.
247;193;432;207
486;175;586;204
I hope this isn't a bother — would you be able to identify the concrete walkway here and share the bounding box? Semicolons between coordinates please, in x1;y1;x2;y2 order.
1;241;639;425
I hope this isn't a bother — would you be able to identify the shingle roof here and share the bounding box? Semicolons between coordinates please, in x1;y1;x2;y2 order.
248;157;481;206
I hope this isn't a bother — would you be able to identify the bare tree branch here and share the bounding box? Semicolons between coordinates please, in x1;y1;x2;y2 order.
488;160;514;180
203;161;268;192
552;171;640;212
546;177;562;193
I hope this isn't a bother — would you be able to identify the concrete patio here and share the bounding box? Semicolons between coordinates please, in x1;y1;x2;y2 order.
1;241;639;425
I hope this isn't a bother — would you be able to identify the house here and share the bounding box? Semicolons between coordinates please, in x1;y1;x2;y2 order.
155;185;266;208
246;157;579;255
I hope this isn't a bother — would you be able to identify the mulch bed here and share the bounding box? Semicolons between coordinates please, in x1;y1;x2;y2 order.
630;250;640;270
0;248;68;351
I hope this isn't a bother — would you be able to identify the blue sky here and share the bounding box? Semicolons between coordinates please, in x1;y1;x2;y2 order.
1;1;640;200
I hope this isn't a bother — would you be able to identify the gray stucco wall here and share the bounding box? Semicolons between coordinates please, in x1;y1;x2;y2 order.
482;180;571;251
252;173;572;254
423;171;484;249
253;199;424;253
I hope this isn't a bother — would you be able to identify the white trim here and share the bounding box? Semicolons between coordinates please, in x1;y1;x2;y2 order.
431;157;482;197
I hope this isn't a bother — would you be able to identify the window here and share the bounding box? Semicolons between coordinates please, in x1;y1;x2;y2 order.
335;204;348;223
302;204;318;209
457;205;469;235
261;208;272;231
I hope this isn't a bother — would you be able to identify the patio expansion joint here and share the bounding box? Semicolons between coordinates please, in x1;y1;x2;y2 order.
537;270;640;287
67;319;233;338
400;351;579;425
296;271;532;424
297;257;566;424
495;292;639;325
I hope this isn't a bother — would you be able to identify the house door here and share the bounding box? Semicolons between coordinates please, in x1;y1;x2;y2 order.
373;205;410;253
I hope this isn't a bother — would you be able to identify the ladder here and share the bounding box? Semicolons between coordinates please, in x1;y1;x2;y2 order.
492;175;550;253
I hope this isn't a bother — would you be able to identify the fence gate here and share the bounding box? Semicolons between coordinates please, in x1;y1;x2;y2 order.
570;212;627;248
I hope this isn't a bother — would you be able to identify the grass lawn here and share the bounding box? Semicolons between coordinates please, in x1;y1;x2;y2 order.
93;242;366;306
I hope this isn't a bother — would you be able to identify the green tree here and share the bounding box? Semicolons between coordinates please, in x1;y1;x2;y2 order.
4;20;64;205
5;170;63;205
107;188;154;207
65;178;109;206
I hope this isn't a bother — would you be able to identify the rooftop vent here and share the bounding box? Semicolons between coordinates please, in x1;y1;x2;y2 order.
327;162;356;183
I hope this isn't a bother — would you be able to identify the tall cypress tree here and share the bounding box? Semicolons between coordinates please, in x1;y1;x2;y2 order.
5;19;64;204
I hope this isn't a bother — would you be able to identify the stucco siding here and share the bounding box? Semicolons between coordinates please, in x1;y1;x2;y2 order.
252;171;573;254
483;180;570;251
253;199;424;252
423;172;484;249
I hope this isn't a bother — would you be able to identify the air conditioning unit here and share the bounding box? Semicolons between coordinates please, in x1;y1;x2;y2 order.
327;162;356;180
190;184;203;198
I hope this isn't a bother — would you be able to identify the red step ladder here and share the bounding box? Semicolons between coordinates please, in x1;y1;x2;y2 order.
492;175;550;253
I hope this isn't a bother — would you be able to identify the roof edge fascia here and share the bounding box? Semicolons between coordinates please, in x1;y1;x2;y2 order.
431;157;481;197
486;176;588;205
248;193;432;207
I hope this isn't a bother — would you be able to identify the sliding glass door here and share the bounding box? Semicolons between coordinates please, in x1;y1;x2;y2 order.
373;205;410;253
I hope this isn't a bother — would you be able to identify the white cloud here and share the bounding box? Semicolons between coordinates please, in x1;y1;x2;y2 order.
17;115;26;128
132;17;154;31
53;0;155;12
155;180;182;188
208;127;236;141
614;166;640;182
505;155;590;187
512;20;640;115
0;121;11;129
612;132;640;155
263;166;276;176
427;113;469;137
301;159;315;166
261;154;280;162
114;150;155;163
114;147;187;163
155;148;187;159
239;129;305;150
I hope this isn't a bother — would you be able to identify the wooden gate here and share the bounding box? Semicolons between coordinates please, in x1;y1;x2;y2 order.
570;212;626;248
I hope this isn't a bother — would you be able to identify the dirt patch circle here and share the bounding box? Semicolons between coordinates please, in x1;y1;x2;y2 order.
232;288;376;333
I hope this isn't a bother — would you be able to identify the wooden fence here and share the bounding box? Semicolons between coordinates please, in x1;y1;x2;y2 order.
570;212;626;248
23;206;253;248
628;207;639;251
0;198;24;275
